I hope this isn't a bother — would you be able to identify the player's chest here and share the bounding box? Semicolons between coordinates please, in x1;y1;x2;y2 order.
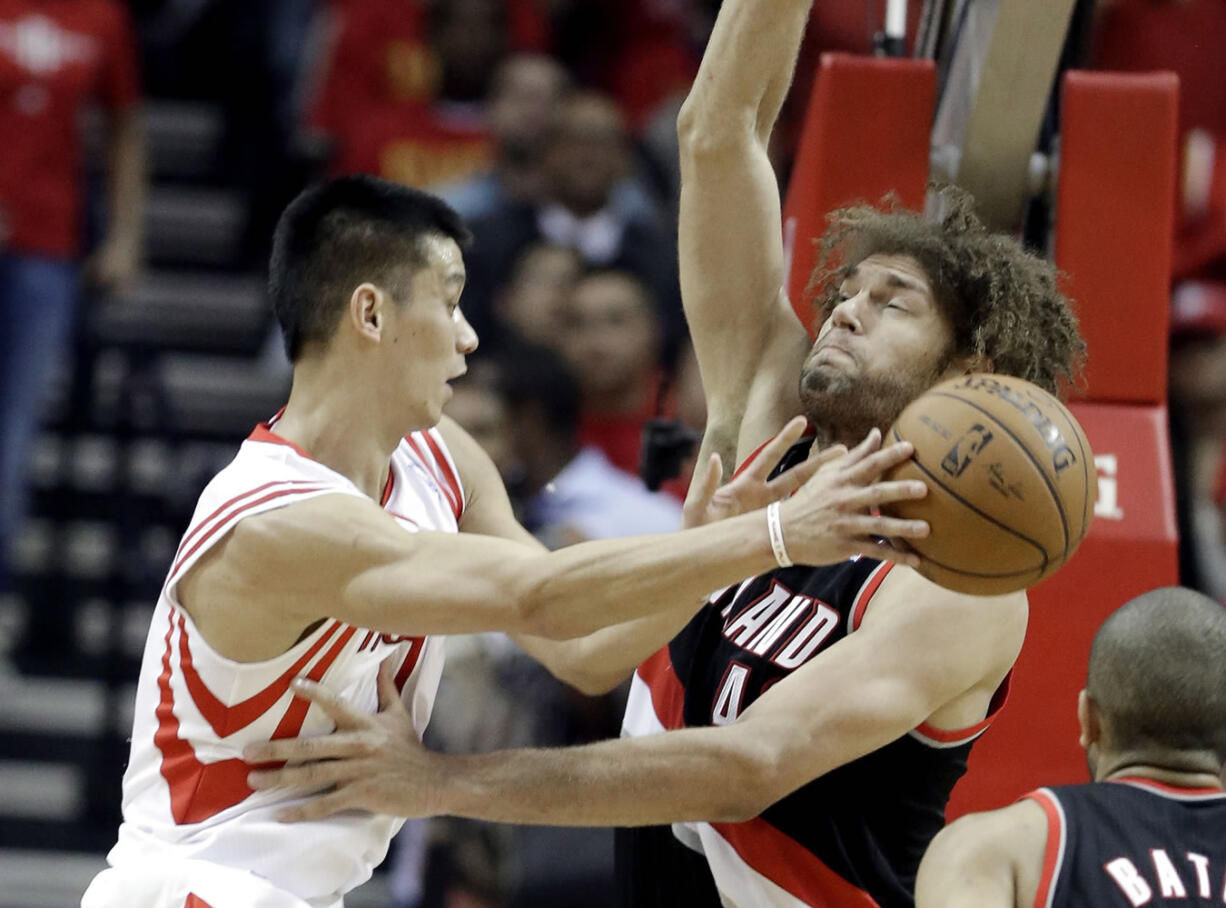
676;569;862;728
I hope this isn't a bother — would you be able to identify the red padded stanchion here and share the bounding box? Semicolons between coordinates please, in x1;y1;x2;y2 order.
947;403;1179;816
1055;71;1179;404
782;53;934;331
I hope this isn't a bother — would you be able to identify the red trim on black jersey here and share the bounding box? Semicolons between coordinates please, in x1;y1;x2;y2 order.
1023;788;1066;908
850;561;894;632
911;672;1012;748
731;425;818;481
638;646;686;730
731;437;775;481
709;817;883;906
1110;776;1226;800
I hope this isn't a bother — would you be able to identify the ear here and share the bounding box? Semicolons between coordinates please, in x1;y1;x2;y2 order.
348;282;385;344
1077;689;1099;749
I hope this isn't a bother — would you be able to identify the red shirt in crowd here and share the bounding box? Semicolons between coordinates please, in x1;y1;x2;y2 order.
0;0;139;258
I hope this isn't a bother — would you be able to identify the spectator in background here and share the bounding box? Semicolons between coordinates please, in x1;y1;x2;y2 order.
312;0;549;191
558;269;665;481
439;53;571;222
0;0;145;632
461;91;681;350
498;344;682;547
492;242;582;351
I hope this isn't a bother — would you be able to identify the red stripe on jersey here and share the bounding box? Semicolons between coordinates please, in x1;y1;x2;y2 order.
154;610;255;824
710;817;882;906
380;467;396;507
850;561;893;632
637;646;686;730
171;485;329;577
172;480;321;565
271;625;359;739
1110;776;1226;799
424;432;464;520
913;672;1012;746
405;435;460;516
1024;788;1065;908
178;614;342;737
184;895;215;908
394;637;427;692
155;610;359;825
247;420;314;461
731;437;775;481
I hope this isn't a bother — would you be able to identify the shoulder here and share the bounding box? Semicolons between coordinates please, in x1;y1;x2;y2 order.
869;566;1028;659
917;800;1048;908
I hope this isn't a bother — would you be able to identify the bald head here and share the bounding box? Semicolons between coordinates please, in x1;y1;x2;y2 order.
1087;586;1226;765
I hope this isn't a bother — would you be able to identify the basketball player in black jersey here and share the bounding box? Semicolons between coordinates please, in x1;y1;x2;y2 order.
245;0;1086;905
916;586;1226;908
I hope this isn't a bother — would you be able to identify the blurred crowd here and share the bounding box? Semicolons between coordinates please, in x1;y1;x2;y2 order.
4;0;1226;905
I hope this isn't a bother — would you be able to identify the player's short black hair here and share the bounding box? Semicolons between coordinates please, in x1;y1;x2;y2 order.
269;175;471;361
1087;586;1226;762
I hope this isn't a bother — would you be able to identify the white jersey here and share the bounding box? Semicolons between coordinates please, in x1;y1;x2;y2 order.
83;418;465;908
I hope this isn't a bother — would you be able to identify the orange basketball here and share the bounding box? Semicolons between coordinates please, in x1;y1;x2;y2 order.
883;373;1097;596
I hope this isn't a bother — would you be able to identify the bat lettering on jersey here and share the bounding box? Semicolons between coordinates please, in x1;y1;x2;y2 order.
1103;848;1223;905
713;581;841;723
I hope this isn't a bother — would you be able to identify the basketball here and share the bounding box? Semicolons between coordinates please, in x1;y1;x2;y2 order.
882;373;1097;596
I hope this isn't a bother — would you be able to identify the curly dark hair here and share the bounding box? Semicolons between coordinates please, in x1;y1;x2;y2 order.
808;186;1086;397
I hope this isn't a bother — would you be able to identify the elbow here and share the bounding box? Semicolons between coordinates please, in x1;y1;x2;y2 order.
707;739;792;822
676;97;758;162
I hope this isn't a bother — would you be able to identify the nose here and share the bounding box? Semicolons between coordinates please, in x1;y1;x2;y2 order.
829;291;864;334
456;307;479;355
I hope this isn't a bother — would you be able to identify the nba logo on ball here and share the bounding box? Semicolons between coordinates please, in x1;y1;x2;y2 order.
883;374;1097;596
941;425;994;478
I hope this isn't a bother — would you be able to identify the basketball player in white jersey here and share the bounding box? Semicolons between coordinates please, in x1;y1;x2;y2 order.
243;2;1087;906
81;175;932;908
915;587;1226;908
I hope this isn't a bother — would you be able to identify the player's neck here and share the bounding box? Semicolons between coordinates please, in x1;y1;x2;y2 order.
274;363;405;500
1099;757;1224;791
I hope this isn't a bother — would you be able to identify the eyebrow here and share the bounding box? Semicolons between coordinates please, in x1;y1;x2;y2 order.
844;266;928;295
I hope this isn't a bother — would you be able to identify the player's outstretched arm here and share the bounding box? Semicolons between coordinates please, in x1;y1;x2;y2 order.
246;571;1026;827
229;430;928;643
679;0;817;475
914;801;1048;908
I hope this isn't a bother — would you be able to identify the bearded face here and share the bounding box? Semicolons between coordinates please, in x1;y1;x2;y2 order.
799;254;959;447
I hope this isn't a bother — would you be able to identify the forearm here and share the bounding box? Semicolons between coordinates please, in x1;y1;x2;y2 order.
432;725;774;826
508;512;774;639
679;0;814;146
106;107;145;247
512;598;703;695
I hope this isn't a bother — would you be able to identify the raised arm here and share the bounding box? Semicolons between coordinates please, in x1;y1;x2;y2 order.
679;0;817;474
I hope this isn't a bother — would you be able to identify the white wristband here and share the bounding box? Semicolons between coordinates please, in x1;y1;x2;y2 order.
766;501;793;568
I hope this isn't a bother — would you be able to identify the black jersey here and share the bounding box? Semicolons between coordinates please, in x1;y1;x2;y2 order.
1026;778;1226;907
617;439;1010;908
